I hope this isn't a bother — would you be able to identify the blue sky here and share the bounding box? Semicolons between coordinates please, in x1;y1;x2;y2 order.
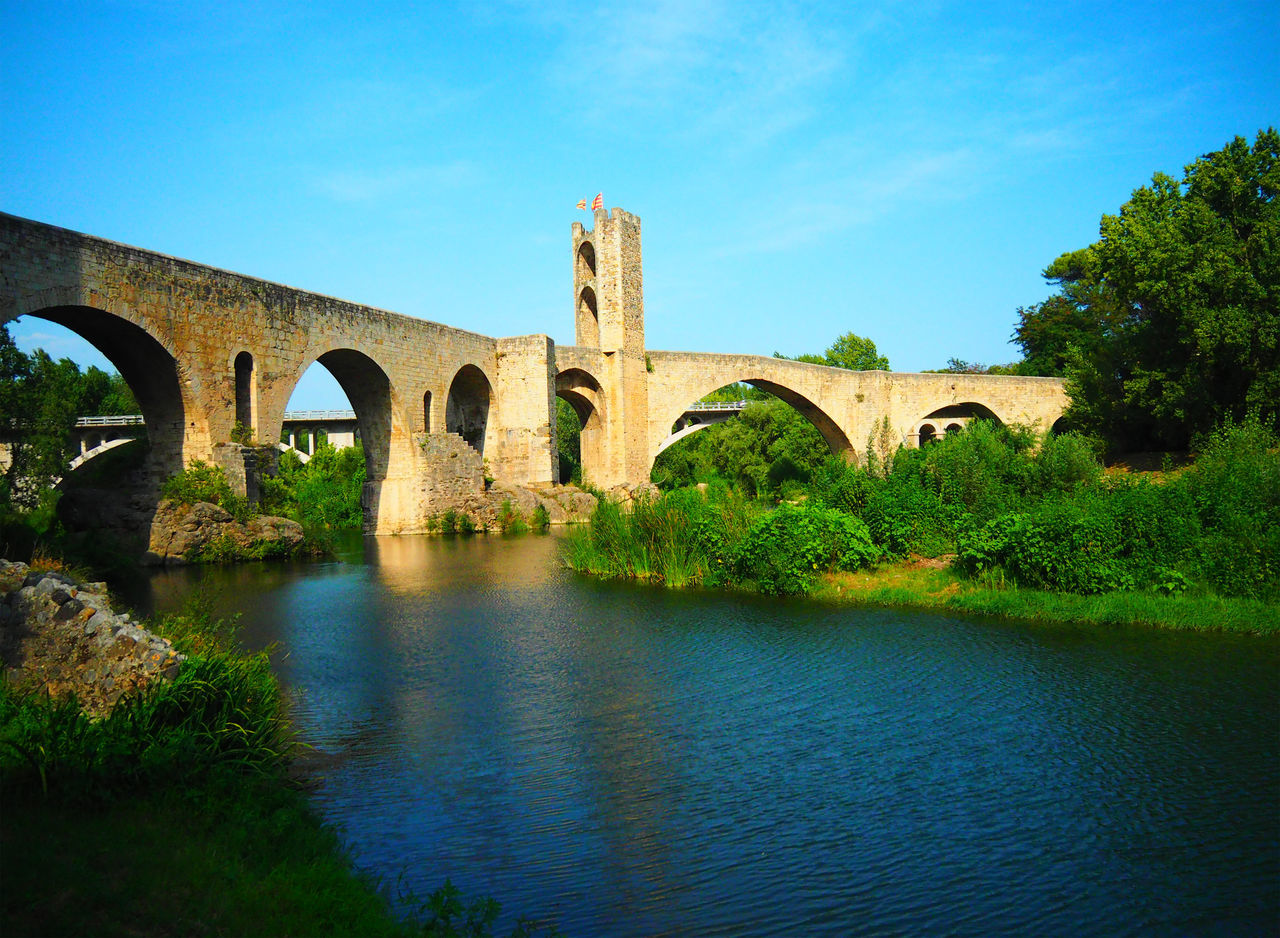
3;0;1277;409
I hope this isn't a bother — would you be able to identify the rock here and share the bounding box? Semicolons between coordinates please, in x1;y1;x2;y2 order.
146;499;304;565
0;562;187;718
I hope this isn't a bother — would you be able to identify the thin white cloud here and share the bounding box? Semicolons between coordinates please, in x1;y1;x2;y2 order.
509;0;850;147
311;161;482;203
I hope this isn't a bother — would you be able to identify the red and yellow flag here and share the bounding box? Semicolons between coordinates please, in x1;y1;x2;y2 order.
576;198;587;210
591;192;603;211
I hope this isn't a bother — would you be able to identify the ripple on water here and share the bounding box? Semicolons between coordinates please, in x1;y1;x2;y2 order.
141;535;1280;937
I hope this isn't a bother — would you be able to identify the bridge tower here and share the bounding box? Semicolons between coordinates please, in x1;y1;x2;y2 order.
570;206;650;486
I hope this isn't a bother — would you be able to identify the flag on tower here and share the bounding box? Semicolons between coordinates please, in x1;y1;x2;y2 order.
591;192;603;211
576;198;587;210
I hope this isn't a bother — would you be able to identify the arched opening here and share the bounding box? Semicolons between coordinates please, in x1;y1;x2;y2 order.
278;350;407;533
2;312;186;555
446;364;493;455
555;368;605;485
914;402;1004;445
576;286;599;348
4;309;187;484
234;351;255;436
651;380;851;497
423;390;432;434
577;241;596;279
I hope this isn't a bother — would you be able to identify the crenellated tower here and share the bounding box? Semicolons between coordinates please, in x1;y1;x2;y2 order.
569;206;650;486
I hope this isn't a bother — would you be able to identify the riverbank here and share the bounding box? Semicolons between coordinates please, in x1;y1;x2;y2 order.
0;562;555;938
812;558;1280;635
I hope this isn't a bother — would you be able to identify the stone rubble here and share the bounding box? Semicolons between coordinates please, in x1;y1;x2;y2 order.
0;559;186;718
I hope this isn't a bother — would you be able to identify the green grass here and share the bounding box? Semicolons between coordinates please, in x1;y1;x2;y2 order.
816;562;1280;634
1;774;410;938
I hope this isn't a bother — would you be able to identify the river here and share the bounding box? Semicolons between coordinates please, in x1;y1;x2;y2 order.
133;533;1279;937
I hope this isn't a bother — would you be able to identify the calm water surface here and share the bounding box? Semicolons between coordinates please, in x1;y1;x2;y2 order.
138;534;1279;937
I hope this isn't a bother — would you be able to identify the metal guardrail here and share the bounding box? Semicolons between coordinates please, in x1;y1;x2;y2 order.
279;410;358;421
687;400;748;411
75;410;358;428
74;415;145;427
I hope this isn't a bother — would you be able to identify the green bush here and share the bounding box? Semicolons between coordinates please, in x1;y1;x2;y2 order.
1000;498;1135;595
1030;432;1103;496
733;504;879;595
259;443;365;532
808;458;872;514
862;480;955;558
162;461;249;520
954;512;1022;577
1180;417;1280;600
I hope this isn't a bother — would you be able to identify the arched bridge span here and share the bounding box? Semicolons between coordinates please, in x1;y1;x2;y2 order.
3;208;1068;533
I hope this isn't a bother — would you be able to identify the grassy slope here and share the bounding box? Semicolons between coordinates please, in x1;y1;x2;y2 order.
815;559;1279;634
1;774;409;938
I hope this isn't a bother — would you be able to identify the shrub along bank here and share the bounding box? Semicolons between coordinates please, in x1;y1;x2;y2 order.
565;418;1279;631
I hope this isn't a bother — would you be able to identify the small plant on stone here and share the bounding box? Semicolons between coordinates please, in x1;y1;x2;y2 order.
230;421;255;446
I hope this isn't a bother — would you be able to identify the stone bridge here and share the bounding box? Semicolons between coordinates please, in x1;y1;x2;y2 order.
1;208;1066;534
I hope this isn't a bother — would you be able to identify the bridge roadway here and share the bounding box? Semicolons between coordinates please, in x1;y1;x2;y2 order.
2;208;1067;534
69;404;745;468
68;411;364;469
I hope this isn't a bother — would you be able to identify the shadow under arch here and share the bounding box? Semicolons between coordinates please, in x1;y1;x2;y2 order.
299;348;413;534
14;305;190;482
653;376;855;472
911;401;1004;445
576;286;599;347
555;368;606;484
445;364;494;456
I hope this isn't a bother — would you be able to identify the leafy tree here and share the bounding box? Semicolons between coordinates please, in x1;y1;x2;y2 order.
555;398;582;484
1021;129;1279;449
1;327;141;510
775;331;890;371
928;358;1025;376
652;399;830;496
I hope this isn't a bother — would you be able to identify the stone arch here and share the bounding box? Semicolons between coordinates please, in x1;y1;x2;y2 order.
284;347;415;533
234;351;256;435
912;401;1004;445
446;364;493;456
11;305;192;482
555;368;606;484
652;376;854;470
577;241;596;279
577;287;599;347
422;390;433;434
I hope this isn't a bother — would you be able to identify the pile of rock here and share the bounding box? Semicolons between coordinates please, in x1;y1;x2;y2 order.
454;480;663;531
146;499;304;565
0;560;185;718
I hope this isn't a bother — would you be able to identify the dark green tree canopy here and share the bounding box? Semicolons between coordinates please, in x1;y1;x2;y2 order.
1016;129;1279;450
